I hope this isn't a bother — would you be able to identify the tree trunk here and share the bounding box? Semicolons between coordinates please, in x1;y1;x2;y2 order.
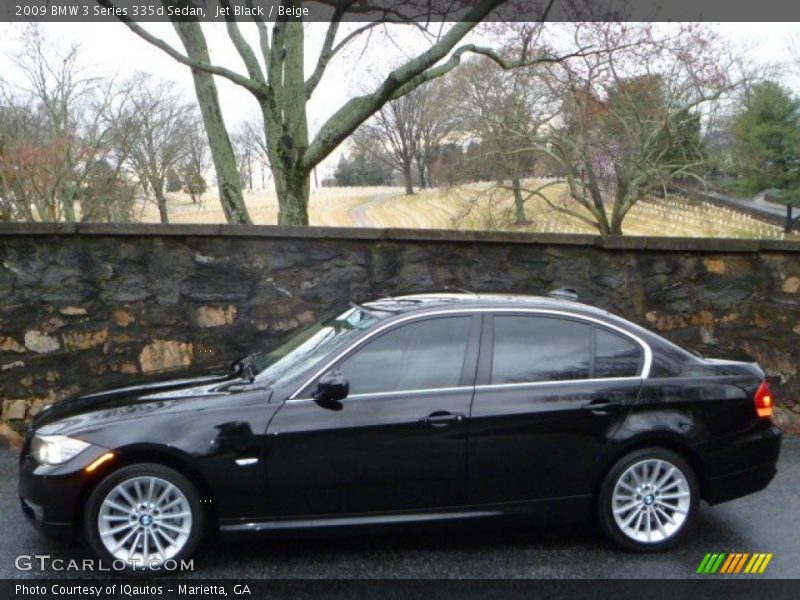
426;159;435;188
417;154;426;189
173;21;251;225
786;205;793;233
402;162;415;195
263;21;312;225
591;193;613;236
61;192;76;222
609;211;624;235
275;168;311;226
512;177;528;225
151;177;169;224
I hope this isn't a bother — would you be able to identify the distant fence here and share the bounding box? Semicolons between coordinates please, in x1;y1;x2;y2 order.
1;223;799;442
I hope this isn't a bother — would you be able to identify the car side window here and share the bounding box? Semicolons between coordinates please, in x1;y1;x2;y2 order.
338;316;472;395
491;316;591;384
594;327;643;378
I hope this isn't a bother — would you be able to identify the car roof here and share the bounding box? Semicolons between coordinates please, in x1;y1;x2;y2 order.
360;292;613;320
357;292;693;363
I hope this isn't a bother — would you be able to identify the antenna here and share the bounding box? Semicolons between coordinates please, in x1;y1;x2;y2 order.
548;287;579;301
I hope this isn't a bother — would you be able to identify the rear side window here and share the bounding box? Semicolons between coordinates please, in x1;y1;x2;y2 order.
491;316;591;384
595;328;643;378
490;316;644;384
339;316;472;395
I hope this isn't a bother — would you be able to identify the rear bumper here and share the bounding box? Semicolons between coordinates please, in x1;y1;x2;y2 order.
704;463;777;505
694;420;781;505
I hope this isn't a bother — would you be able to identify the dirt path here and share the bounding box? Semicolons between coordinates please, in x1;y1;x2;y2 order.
347;191;400;227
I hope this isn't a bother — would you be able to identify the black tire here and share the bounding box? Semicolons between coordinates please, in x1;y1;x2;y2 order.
597;447;699;552
85;463;204;575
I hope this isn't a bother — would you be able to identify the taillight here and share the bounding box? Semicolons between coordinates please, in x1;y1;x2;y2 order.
754;381;775;419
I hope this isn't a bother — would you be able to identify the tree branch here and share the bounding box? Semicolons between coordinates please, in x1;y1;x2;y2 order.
304;0;508;169
220;0;267;86
388;42;605;102
245;0;271;65
96;1;269;97
305;7;344;98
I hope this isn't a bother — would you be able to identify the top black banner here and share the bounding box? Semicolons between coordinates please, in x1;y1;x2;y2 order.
3;0;800;23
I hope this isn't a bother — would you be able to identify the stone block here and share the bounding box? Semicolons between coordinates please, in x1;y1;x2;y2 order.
139;340;193;373
24;331;60;353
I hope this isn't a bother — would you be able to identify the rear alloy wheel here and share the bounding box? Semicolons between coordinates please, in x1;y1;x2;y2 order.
598;448;698;552
85;464;204;573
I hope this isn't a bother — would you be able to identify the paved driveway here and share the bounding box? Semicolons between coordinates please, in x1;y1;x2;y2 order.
347;192;398;227
705;191;792;225
1;437;798;579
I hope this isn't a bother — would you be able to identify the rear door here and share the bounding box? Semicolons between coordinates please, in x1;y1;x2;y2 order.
265;314;481;516
467;313;645;504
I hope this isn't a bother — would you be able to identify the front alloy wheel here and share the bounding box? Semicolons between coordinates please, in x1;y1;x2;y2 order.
598;448;698;551
86;464;203;573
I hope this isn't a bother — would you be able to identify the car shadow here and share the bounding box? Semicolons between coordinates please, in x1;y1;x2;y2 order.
12;506;748;579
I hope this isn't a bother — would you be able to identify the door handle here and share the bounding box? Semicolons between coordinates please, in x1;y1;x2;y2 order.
419;412;465;427
581;399;623;415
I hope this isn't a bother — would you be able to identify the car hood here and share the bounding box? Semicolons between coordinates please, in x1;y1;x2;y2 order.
30;372;239;435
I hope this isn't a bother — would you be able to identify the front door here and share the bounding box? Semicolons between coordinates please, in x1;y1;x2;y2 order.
265;314;480;517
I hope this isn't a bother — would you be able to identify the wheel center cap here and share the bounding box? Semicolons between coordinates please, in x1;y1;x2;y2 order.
139;514;153;526
643;494;655;505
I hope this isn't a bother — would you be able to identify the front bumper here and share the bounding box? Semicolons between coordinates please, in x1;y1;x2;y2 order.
18;443;111;540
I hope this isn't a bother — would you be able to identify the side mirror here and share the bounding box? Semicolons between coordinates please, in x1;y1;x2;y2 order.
313;370;349;403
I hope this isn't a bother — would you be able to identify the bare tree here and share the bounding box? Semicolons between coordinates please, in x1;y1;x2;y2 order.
453;55;556;224
359;90;422;195
97;0;599;225
415;78;458;189
232;123;262;193
0;26;134;222
527;23;733;235
124;75;197;224
180;122;210;204
239;117;273;190
355;77;461;194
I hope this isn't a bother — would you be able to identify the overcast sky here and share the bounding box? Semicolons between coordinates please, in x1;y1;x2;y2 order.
0;21;798;180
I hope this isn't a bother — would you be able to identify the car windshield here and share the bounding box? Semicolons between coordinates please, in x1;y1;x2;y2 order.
251;304;385;385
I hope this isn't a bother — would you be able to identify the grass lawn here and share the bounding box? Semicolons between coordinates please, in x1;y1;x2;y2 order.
138;186;399;227
363;182;788;239
138;181;790;240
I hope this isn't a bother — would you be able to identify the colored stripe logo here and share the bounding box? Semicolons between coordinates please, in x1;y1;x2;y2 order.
697;553;773;574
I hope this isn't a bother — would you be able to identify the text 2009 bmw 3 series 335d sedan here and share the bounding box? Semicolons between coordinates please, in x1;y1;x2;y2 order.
19;292;781;572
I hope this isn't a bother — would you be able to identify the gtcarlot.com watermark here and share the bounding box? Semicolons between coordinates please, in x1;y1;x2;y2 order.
15;554;194;572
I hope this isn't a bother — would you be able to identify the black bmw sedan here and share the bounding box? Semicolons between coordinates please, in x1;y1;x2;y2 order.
19;292;781;572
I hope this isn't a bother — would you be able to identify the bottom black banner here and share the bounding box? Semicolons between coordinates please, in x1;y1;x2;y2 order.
3;579;800;600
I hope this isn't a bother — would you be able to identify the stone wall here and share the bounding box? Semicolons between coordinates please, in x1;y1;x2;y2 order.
2;223;799;445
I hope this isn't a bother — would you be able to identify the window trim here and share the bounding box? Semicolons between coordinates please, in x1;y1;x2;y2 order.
288;308;652;401
474;376;644;392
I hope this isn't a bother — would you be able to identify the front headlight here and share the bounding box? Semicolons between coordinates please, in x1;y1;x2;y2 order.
30;434;90;465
